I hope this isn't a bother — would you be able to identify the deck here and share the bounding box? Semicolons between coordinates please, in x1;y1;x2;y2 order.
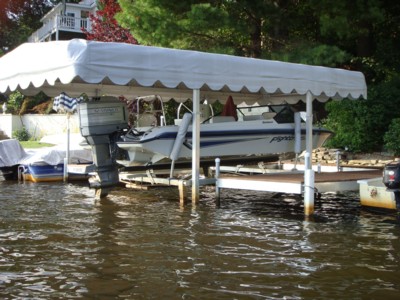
216;170;382;194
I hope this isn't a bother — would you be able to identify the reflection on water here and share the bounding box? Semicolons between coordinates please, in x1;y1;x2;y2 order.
0;181;399;299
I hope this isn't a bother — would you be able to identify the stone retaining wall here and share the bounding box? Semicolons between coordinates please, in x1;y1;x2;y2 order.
310;147;395;168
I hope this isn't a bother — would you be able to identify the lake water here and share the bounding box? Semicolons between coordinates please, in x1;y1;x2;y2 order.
0;180;399;299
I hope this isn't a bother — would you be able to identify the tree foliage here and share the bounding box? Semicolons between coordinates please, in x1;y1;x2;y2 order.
117;0;400;70
0;0;58;53
82;0;138;44
117;0;308;58
324;75;400;152
384;118;400;156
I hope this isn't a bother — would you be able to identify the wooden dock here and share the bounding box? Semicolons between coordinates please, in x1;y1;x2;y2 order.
216;169;382;195
120;163;383;214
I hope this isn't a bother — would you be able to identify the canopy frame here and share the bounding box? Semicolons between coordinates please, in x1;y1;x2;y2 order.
0;39;368;215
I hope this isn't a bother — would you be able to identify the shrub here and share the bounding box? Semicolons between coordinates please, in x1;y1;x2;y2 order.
323;75;400;153
12;127;31;141
7;91;25;114
384;118;400;156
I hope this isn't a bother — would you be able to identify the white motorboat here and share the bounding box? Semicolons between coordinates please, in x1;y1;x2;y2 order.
116;97;333;167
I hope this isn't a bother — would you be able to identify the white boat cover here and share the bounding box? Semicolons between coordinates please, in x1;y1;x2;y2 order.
19;134;92;165
0;135;92;167
0;39;367;104
0;139;27;167
20;145;92;166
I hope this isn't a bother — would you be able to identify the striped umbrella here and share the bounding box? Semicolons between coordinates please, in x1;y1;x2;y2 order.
52;92;84;179
53;92;83;113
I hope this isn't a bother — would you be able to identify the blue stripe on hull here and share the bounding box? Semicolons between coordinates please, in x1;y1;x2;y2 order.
26;164;64;176
121;128;332;146
20;164;90;182
22;164;64;182
120;128;331;149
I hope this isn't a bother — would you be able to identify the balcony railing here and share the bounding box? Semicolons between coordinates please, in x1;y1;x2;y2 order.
28;15;91;43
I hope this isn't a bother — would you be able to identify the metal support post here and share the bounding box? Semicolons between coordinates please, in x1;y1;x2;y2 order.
304;169;315;216
304;91;315;216
215;158;221;207
336;150;341;172
192;89;200;204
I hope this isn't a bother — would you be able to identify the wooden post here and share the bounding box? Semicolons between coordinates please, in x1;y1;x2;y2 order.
179;180;187;206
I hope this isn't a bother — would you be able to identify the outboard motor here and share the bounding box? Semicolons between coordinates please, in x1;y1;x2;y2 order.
383;161;400;212
79;97;129;198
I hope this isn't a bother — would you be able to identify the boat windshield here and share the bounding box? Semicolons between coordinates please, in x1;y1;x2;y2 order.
269;104;297;124
236;104;299;124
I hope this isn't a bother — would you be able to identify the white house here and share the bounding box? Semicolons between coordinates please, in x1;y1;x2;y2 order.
28;0;97;43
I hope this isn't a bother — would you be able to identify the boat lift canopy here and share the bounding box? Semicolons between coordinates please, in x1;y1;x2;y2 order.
0;39;367;214
0;39;366;103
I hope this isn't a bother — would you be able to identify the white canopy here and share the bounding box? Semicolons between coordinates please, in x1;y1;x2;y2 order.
0;39;366;104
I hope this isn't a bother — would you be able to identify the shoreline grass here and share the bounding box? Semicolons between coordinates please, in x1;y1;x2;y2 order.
20;140;55;149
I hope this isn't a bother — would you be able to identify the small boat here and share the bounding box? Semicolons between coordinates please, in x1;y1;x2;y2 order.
17;134;93;183
18;162;64;182
18;162;91;182
117;97;333;167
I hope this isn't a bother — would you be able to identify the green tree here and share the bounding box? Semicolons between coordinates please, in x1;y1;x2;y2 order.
117;0;399;72
310;0;400;80
311;1;400;153
324;75;400;152
117;0;310;58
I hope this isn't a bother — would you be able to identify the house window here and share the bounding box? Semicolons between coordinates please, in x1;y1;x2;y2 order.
80;11;89;29
63;12;75;28
81;11;89;18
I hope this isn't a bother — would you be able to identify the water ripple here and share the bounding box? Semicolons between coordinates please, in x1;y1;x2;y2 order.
0;181;400;299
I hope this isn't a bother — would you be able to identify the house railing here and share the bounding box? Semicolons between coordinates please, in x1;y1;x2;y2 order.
28;16;91;43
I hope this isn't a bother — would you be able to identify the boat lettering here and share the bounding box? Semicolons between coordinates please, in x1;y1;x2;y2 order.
270;136;294;143
93;107;119;114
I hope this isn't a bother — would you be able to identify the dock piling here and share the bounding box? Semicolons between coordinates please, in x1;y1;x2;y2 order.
178;180;187;205
304;169;315;215
215;158;221;207
336;150;342;171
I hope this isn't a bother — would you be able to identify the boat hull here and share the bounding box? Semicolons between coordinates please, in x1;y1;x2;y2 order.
19;163;90;182
0;165;19;180
20;164;64;182
117;121;332;166
358;177;397;210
